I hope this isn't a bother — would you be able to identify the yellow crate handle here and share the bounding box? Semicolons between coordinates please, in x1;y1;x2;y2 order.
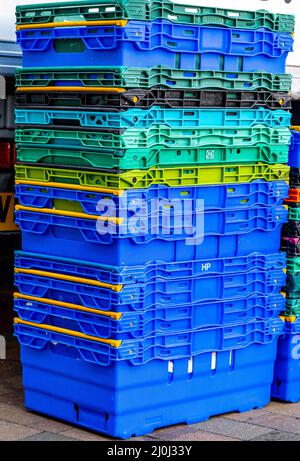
15;204;124;225
14;292;123;320
280;315;297;323
14;268;123;292
16;19;128;30
14;317;122;348
15;180;124;197
16;86;126;93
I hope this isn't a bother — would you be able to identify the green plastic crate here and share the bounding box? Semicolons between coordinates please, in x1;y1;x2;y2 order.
15;163;290;190
286;273;300;296
15;67;293;92
16;126;291;149
16;144;290;170
284;299;300;317
16;0;295;32
288;206;300;221
287;257;300;275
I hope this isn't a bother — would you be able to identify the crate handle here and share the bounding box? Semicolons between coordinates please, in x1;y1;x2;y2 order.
15;180;125;196
14;317;122;348
16;20;128;30
16;86;126;93
14;292;122;320
15;205;124;225
14;267;123;293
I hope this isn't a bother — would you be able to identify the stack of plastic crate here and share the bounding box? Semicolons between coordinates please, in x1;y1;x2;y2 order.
272;128;300;403
0;42;22;333
14;1;294;438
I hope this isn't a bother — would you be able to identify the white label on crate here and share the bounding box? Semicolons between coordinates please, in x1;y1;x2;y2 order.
188;357;193;374
206;150;215;160
168;360;174;373
211;352;217;371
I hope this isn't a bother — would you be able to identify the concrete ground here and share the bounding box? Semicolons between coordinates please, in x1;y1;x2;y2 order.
1;336;300;442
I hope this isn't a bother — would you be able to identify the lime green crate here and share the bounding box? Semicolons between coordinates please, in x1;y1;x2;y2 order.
15;0;295;32
15;163;290;190
15;67;293;92
288;206;300;221
16;126;291;150
16;144;289;170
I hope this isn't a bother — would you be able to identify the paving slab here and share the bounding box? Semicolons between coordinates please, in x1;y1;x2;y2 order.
188;417;274;440
252;430;300;442
60;428;115;442
266;401;300;418
0;420;42;441
244;412;300;435
20;432;79;442
155;431;240;442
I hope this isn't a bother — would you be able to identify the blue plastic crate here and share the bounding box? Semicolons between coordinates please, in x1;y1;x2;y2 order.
15;206;287;265
0;40;22;75
272;319;300;403
15;320;282;438
14;293;285;340
288;130;300;168
16;21;293;72
14;317;284;364
14;251;287;286
15;108;292;129
15;180;289;215
14;266;286;312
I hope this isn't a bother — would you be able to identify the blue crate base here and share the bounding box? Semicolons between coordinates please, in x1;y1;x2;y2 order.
272;319;300;403
19;227;284;265
18;335;278;438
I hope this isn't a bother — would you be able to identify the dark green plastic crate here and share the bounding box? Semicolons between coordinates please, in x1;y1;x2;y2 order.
16;144;289;170
284;298;300;317
286;273;300;297
287;257;300;275
15;67;293;92
16;0;295;32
